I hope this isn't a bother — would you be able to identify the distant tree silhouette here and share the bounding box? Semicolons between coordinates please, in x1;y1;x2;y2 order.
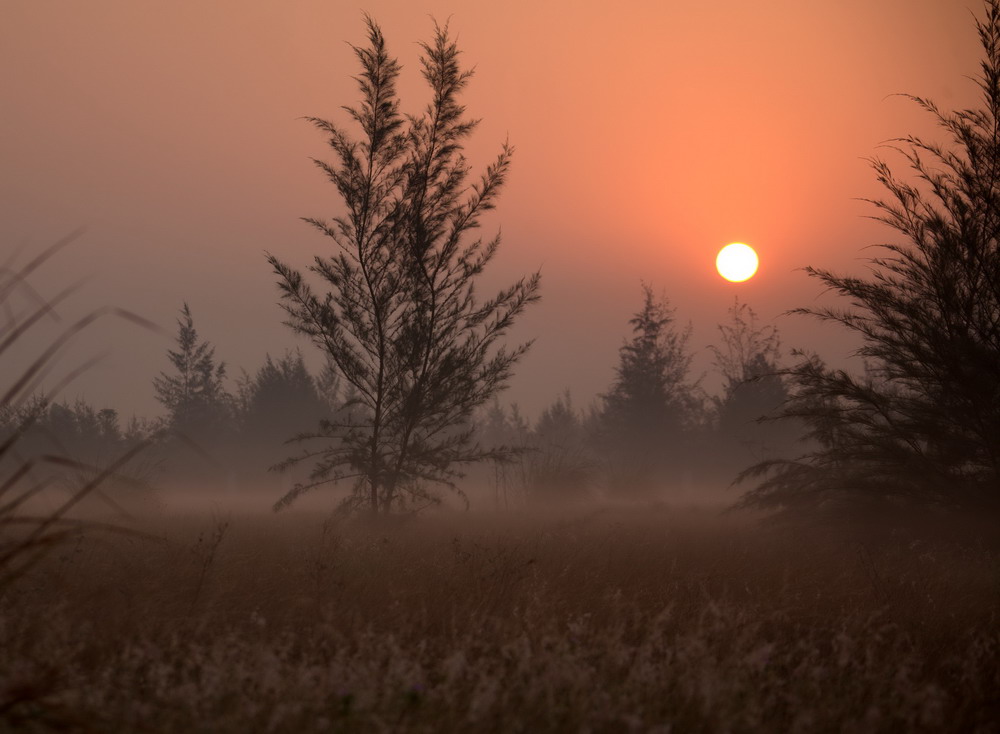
477;399;529;454
238;351;328;475
7;399;160;499
528;392;593;501
475;400;533;509
711;298;781;392
268;17;540;514
708;299;793;478
741;0;1000;517
598;284;700;493
153;303;230;445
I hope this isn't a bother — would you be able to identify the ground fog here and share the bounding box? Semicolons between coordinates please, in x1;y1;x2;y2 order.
3;497;998;732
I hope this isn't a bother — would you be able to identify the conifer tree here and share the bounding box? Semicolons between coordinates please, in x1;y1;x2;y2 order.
742;0;1000;516
239;351;327;473
603;285;697;437
599;284;699;492
529;392;592;501
153;303;229;441
268;18;540;514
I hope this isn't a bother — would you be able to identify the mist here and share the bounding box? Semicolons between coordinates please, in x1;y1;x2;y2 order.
3;1;999;731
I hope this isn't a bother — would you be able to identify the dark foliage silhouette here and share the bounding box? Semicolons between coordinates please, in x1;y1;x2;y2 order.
268;18;540;514
707;299;794;483
526;392;593;502
237;350;330;477
597;284;700;493
153;303;232;452
741;1;1000;518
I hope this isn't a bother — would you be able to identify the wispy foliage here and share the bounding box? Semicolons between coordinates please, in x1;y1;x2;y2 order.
741;0;1000;517
709;299;793;468
710;298;782;395
268;18;540;514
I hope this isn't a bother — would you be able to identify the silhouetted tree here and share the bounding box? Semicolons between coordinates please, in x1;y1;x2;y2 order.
712;301;787;431
706;299;794;484
741;1;1000;517
598;284;699;493
268;18;540;514
475;400;533;509
477;399;529;452
526;392;593;502
238;351;328;475
711;298;782;392
153;303;230;444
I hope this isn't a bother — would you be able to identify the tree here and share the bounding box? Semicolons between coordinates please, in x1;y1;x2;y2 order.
528;392;593;502
710;299;789;439
238;351;328;475
267;18;540;514
707;299;794;482
153;303;229;442
711;299;781;392
741;1;1000;517
598;284;699;493
475;400;532;510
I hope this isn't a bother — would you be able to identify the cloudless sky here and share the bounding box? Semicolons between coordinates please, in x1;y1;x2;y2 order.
0;0;982;421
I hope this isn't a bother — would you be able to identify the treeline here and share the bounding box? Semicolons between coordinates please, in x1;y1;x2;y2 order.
8;1;1000;521
477;287;799;505
1;304;342;500
1;290;799;507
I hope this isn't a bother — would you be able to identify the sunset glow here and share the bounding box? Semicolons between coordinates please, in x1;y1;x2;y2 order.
1;2;997;728
0;0;981;421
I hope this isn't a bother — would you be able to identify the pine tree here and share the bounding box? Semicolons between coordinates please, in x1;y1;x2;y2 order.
239;351;327;474
529;392;592;501
153;303;229;441
268;18;540;514
599;284;699;492
741;1;1000;517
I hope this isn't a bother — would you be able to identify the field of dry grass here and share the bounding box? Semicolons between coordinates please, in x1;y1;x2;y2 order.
2;502;998;732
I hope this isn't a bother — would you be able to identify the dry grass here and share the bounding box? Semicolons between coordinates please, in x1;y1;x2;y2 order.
1;503;998;732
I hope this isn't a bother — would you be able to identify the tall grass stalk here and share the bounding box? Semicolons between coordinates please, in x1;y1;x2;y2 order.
0;233;161;591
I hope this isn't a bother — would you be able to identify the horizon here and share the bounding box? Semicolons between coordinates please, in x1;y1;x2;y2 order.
1;0;980;422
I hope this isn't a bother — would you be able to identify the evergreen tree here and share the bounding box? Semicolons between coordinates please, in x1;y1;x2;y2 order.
708;299;793;483
239;351;328;475
268;18;540;514
535;391;583;447
742;1;1000;517
529;392;592;501
599;284;699;493
153;303;229;442
478;399;529;452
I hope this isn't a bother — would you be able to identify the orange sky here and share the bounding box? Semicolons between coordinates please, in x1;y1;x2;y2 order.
0;0;982;420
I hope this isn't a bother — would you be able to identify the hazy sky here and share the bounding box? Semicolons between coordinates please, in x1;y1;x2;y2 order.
0;1;982;421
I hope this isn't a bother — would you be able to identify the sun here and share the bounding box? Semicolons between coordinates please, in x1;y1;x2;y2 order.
716;243;758;282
